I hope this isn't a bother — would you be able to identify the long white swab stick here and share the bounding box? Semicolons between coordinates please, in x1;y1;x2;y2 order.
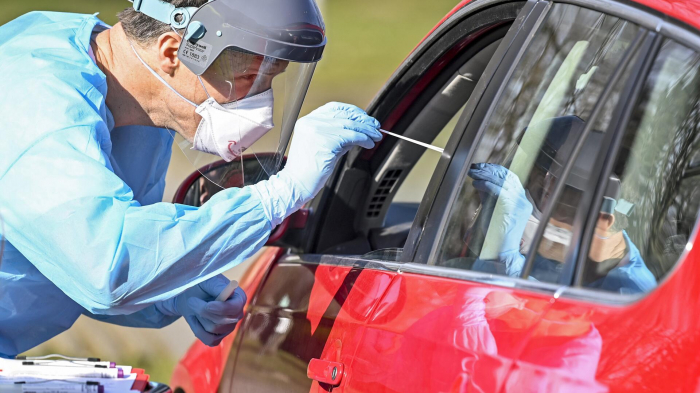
379;129;444;153
216;280;239;302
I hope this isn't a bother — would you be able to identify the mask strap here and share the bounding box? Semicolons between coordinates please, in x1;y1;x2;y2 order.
170;25;183;38
197;76;213;99
129;42;198;108
166;27;214;102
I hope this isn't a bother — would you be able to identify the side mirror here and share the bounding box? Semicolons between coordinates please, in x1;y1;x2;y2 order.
172;154;281;206
172;154;306;246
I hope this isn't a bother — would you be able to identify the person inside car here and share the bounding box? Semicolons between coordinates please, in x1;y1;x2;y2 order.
469;116;656;294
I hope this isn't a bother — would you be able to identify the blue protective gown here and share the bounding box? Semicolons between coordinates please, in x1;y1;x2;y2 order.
0;12;272;357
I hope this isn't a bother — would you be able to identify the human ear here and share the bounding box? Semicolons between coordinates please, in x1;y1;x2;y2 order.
156;31;182;75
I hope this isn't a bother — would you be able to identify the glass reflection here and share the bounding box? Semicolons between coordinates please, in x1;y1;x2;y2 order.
580;39;700;290
436;4;644;289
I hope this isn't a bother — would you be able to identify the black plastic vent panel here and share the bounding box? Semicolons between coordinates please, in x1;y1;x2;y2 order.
366;169;403;218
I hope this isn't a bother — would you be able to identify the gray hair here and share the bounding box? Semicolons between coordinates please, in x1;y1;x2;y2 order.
118;0;209;45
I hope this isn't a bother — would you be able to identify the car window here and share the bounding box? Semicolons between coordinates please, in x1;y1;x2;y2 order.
361;40;505;259
433;4;643;285
385;104;465;226
579;39;700;294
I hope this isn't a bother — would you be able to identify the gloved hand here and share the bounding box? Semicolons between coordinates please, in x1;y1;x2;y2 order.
156;275;247;346
250;102;382;226
469;163;532;276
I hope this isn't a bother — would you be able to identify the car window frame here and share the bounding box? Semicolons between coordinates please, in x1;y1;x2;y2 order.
398;0;548;261
406;0;553;265
410;0;700;301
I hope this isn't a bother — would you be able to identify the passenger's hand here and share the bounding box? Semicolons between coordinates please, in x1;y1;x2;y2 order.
249;102;382;227
469;163;532;263
157;275;247;346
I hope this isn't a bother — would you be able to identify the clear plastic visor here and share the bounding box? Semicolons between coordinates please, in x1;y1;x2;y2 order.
173;47;316;195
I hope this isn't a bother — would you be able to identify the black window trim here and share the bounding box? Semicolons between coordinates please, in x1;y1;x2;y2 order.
282;254;577;300
399;0;541;262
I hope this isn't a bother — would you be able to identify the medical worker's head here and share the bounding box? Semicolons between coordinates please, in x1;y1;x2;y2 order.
115;1;287;140
96;0;324;169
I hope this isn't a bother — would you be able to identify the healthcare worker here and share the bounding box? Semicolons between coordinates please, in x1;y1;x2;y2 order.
0;0;383;357
469;116;656;294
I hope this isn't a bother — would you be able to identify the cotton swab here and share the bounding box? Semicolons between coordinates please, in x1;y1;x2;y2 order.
379;129;444;153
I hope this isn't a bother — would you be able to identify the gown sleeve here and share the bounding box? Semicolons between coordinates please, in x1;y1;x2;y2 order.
81;302;180;328
0;70;275;317
0;121;273;315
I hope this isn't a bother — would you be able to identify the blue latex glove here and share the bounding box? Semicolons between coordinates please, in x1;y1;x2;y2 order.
156;275;247;346
250;102;382;226
469;163;533;276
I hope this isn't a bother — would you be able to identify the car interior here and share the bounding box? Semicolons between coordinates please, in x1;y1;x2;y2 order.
311;28;512;258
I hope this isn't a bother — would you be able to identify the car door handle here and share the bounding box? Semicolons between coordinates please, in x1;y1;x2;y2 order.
307;358;344;386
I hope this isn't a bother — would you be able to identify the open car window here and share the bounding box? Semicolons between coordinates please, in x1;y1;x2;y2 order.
357;38;505;261
380;104;465;227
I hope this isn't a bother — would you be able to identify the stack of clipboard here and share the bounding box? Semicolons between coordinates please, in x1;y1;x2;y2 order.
0;354;170;392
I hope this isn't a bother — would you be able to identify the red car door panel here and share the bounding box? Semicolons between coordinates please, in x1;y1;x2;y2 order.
521;239;700;393
221;257;395;393
344;271;557;393
308;263;397;392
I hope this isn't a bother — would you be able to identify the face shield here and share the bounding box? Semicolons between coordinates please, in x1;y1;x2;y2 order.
173;47;317;187
130;0;325;188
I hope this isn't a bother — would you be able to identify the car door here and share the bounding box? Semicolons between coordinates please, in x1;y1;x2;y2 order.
512;11;700;393
346;2;675;392
216;2;528;392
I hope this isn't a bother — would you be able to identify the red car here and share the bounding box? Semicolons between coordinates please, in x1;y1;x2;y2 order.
169;0;700;392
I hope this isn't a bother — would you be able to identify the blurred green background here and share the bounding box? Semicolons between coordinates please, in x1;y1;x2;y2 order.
0;0;458;384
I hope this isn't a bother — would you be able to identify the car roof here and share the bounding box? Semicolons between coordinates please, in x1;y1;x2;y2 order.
421;0;700;49
633;0;700;31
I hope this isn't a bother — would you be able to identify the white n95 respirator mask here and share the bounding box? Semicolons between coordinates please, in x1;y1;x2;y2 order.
193;91;274;162
130;43;275;162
